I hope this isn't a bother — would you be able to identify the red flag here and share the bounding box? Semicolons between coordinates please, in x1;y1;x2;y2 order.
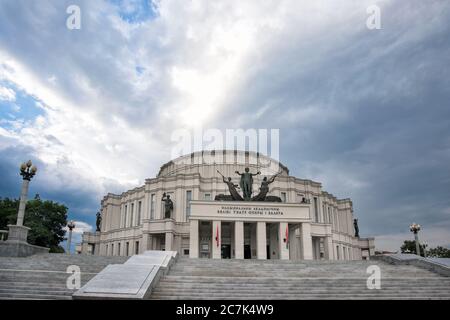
285;225;289;249
216;225;219;247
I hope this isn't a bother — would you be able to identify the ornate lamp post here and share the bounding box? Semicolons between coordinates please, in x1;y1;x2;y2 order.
67;220;76;254
409;223;421;256
7;160;37;243
17;160;37;226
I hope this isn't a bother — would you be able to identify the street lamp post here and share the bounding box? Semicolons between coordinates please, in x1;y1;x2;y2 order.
67;220;76;254
7;160;37;243
409;223;421;257
17;160;37;226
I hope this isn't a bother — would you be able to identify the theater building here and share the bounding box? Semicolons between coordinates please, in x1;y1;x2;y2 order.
80;150;375;260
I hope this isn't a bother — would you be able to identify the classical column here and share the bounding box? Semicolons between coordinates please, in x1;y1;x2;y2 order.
212;220;221;259
256;221;267;259
165;232;174;251
234;221;244;259
278;222;290;260
189;219;199;258
325;236;334;260
300;222;313;260
141;233;149;253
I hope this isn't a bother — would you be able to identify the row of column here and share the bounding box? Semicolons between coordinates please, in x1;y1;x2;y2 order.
189;220;315;260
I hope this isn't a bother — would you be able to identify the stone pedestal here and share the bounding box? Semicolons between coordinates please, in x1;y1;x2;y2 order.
6;225;30;242
0;225;49;257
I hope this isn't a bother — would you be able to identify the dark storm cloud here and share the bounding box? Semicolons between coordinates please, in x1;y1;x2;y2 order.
208;1;450;241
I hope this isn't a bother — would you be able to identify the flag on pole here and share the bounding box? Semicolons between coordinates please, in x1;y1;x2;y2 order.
285;224;289;249
216;225;219;247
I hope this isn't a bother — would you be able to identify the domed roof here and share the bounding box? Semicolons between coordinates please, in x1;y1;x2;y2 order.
157;150;289;178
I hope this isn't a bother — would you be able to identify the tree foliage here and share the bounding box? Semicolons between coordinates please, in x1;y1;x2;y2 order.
400;240;427;257
401;240;450;258
427;246;450;258
0;196;67;253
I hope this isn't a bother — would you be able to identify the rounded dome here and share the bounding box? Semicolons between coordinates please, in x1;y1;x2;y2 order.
157;150;289;178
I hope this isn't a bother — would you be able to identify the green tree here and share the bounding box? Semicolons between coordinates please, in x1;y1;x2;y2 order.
0;196;68;253
400;240;427;257
427;246;450;258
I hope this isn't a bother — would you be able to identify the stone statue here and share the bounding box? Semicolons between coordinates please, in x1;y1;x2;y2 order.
252;173;278;201
217;170;244;201
354;218;359;238
96;211;102;232
235;167;260;201
162;193;174;219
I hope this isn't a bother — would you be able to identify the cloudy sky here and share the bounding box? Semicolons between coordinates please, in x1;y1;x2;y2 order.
0;0;449;252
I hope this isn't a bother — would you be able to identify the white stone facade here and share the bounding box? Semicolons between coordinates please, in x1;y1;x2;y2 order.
81;150;375;260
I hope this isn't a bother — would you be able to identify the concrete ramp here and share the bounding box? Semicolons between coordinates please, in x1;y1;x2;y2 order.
73;250;177;300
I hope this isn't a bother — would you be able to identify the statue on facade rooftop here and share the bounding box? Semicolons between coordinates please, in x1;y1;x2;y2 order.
162;193;174;219
96;211;102;232
354;218;359;238
252;173;279;201
235;167;260;201
217;170;243;201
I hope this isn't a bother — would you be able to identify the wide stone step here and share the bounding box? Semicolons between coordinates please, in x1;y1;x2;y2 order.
150;294;450;300
0;292;72;300
0;282;90;289
154;286;450;292
0;288;75;295
156;282;450;289
160;276;448;282
0;272;96;280
148;257;450;300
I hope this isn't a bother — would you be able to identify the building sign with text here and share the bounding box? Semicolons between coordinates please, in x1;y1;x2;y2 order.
190;201;310;222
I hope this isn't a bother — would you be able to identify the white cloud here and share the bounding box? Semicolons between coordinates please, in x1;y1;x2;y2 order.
0;85;15;101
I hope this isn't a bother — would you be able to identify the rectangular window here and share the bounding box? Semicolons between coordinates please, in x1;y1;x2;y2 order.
135;241;139;255
118;243;121;256
137;201;142;225
111;244;114;256
204;193;211;200
334;209;338;230
281;192;287;203
150;194;155;219
314;198;319;222
336;246;340;260
124;205;128;228
184;249;189;255
126;242;129;256
106;244;108;256
186;190;192;218
130;203;134;227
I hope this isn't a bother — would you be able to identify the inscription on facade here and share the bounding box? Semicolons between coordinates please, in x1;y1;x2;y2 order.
217;206;284;216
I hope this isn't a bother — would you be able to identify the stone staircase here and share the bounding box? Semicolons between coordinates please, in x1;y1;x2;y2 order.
0;254;128;300
150;258;450;300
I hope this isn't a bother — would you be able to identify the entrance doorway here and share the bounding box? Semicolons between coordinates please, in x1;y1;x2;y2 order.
221;244;231;259
244;245;251;259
